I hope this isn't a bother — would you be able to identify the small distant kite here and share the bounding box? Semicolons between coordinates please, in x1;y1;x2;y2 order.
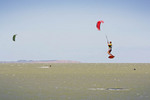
96;20;104;30
12;34;17;41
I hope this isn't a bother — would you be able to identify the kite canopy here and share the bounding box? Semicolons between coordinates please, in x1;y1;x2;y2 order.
96;20;104;30
13;34;17;41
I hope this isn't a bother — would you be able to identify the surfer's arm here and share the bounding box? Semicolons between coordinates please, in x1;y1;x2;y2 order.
107;42;109;45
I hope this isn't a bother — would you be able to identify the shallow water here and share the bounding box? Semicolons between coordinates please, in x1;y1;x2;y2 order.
0;63;150;100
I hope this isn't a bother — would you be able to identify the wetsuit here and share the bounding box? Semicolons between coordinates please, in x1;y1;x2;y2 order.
108;43;112;53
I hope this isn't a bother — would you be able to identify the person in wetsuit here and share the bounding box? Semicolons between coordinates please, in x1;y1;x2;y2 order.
107;41;113;56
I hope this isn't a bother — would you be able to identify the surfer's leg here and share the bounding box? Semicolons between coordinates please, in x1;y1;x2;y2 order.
108;50;112;56
108;49;113;56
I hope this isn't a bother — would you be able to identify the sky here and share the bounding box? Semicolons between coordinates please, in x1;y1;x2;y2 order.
0;0;150;63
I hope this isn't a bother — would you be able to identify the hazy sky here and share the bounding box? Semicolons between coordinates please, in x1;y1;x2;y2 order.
0;0;150;63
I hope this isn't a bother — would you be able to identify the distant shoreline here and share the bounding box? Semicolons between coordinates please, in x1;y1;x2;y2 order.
0;60;81;63
0;61;149;64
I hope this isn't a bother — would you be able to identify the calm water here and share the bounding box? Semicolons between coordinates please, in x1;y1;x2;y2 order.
0;63;150;100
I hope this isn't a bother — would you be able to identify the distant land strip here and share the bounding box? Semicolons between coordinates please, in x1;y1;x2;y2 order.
0;60;81;63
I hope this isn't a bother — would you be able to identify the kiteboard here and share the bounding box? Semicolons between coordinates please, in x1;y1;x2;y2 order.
108;55;115;59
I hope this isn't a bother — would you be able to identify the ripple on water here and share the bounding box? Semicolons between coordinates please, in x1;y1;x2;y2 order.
88;88;130;91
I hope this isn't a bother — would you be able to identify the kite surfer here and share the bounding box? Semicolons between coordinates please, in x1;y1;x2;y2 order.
107;41;115;58
107;41;113;56
106;35;114;58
